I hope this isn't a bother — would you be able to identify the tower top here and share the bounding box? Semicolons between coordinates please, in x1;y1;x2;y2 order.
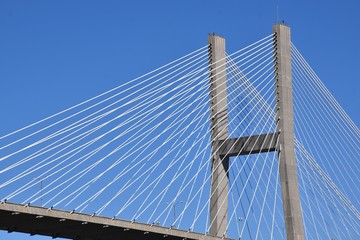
273;21;290;27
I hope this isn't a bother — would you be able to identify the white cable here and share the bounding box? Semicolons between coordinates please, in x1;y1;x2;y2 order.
0;50;210;160
0;45;209;141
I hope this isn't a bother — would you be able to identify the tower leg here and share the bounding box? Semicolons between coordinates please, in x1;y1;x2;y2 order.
273;24;305;240
208;34;229;238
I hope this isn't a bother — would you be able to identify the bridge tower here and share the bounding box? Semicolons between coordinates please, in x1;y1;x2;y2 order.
207;24;304;240
273;23;304;240
208;34;229;238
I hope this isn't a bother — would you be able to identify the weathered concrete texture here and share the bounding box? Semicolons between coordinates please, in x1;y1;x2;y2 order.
208;34;229;238
218;133;278;157
273;23;304;240
0;202;231;240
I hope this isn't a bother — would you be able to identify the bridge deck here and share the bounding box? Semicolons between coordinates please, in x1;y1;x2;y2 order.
0;202;230;240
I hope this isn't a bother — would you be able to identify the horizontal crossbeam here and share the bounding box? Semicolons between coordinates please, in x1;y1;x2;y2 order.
0;202;230;240
218;133;278;157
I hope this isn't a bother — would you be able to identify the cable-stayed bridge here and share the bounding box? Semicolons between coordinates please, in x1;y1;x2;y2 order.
0;24;359;240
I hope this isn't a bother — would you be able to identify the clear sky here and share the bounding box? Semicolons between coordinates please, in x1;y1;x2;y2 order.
0;0;359;239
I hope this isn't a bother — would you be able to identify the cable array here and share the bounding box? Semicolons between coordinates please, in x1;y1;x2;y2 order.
0;35;281;238
291;43;359;239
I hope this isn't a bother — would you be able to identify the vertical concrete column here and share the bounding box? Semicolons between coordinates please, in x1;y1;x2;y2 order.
273;24;304;240
208;34;229;238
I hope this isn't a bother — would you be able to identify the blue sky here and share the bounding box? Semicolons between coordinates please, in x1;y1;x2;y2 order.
0;1;359;239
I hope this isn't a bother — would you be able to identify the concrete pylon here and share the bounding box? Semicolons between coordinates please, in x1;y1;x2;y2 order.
207;25;304;239
208;34;229;238
273;23;305;240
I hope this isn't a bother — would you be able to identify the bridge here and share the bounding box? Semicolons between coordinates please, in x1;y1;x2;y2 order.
0;24;359;240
